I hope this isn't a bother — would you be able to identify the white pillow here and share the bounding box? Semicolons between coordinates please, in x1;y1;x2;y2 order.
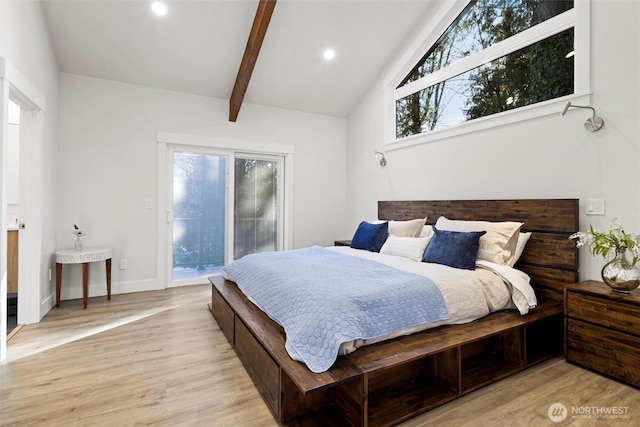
380;234;432;262
419;225;434;239
434;216;523;266
387;218;426;238
509;232;532;267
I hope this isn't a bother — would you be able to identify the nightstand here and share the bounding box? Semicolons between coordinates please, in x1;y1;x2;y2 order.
565;281;640;387
334;240;351;247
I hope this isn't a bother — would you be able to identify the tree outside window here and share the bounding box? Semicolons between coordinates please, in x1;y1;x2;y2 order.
396;0;574;138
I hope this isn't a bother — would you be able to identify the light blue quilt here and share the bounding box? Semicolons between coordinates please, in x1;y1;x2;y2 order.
222;246;448;373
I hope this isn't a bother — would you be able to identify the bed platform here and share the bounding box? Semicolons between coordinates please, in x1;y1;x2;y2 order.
209;199;579;426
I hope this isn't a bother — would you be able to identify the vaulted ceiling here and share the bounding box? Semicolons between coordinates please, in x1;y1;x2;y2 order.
40;0;438;118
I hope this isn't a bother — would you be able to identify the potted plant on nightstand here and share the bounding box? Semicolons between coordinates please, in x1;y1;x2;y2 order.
570;218;640;293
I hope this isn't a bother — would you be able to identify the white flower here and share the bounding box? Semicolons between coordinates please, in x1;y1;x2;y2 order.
72;224;85;236
570;218;640;266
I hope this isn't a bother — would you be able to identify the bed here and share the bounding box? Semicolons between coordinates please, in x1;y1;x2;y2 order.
209;199;579;427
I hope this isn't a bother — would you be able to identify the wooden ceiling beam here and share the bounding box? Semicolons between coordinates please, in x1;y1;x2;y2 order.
229;0;277;122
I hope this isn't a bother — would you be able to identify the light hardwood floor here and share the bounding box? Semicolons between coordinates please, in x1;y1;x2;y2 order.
1;284;638;427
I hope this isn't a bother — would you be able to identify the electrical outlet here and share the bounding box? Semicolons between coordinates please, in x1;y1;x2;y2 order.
119;259;128;270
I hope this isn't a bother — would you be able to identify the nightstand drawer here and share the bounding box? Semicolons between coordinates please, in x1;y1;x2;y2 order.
566;291;640;336
566;319;640;387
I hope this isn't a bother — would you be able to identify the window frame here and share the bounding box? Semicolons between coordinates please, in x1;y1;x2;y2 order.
384;0;591;150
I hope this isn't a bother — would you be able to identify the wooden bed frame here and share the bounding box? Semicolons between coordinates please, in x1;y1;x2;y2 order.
209;199;579;426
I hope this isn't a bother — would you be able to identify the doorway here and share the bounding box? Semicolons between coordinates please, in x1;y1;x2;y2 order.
171;151;227;283
1;59;47;362
164;147;285;287
156;132;294;291
233;156;280;260
6;99;20;334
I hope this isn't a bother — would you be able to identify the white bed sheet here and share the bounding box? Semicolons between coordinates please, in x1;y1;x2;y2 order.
327;246;535;355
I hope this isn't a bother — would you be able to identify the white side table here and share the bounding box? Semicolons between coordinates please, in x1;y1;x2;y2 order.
55;247;112;308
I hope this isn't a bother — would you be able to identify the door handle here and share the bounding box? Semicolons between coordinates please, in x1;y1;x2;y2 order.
167;210;173;224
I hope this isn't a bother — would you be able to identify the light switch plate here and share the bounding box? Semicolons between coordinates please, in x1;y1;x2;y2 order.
586;198;605;215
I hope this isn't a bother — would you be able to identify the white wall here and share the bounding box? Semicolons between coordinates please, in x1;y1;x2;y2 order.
346;0;640;281
0;1;59;322
1;0;635;314
58;73;347;299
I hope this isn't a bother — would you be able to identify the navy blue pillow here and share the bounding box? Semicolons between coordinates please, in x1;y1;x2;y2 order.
422;227;486;270
350;221;388;252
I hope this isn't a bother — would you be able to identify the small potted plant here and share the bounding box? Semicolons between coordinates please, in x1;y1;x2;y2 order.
73;224;85;251
570;218;640;293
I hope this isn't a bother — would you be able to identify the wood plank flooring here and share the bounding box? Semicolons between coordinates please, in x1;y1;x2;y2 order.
1;284;638;427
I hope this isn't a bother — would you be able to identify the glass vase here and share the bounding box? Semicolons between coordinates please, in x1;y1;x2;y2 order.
75;234;83;251
601;248;640;293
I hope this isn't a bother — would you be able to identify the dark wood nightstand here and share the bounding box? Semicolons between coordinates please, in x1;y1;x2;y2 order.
565;280;640;387
334;240;351;247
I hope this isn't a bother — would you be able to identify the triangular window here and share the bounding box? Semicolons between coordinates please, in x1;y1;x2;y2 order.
393;0;577;140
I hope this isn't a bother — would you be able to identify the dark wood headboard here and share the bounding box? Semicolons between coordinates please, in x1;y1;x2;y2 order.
378;199;579;304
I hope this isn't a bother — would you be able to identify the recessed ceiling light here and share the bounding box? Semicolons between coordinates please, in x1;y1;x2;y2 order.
151;2;168;16
323;49;335;61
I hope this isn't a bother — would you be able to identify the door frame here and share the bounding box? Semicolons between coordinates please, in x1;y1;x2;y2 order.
0;57;47;361
156;132;294;289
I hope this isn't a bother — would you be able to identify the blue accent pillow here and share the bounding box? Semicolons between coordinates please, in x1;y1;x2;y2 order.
422;226;486;270
350;221;388;252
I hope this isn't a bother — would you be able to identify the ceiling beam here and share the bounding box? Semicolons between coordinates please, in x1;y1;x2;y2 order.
229;0;277;122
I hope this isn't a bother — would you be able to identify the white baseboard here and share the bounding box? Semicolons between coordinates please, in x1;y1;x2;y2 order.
59;279;163;301
40;294;54;320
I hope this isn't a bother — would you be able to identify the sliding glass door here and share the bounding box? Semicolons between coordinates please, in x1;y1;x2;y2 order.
171;152;226;282
234;157;280;259
168;149;283;286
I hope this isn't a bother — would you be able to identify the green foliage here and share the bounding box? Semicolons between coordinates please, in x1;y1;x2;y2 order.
396;0;575;138
465;29;574;119
570;219;640;267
